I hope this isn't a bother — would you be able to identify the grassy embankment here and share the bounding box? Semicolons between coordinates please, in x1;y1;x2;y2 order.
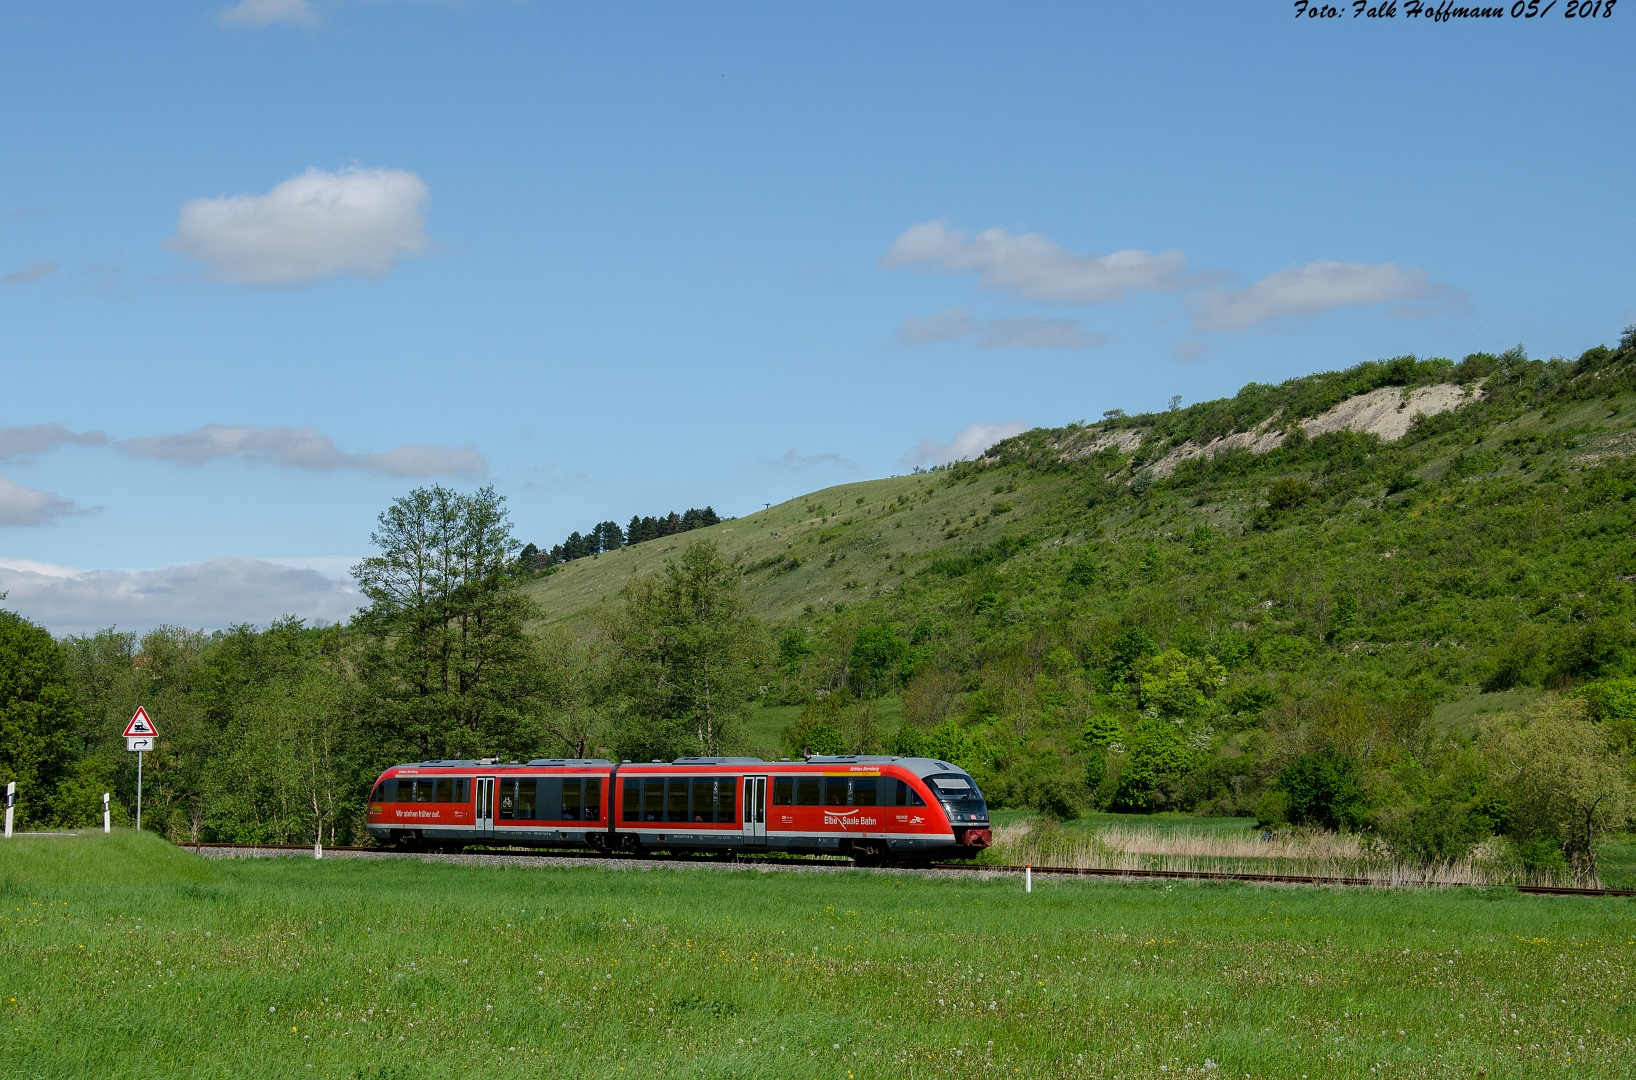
3;832;1633;1079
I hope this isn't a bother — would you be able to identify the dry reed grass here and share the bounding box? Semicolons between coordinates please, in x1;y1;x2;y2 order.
986;819;1575;888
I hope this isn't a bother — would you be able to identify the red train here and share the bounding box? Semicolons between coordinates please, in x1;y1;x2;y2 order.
365;755;992;861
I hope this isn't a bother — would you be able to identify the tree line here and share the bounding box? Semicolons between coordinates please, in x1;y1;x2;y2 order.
519;507;723;568
0;486;764;847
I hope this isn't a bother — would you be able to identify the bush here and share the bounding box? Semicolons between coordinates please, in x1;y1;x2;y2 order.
1110;717;1197;811
1275;746;1368;831
1031;778;1081;821
1266;478;1315;511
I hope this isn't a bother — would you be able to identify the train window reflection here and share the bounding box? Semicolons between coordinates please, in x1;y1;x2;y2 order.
623;779;641;822
823;778;848;806
796;777;820;806
667;779;689;822
562;779;582;820
852;778;878;806
692;779;715;822
772;777;793;806
717;778;736;822
584;779;602;821
643;778;665;822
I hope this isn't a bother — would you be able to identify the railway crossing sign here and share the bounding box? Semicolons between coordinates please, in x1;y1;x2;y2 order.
123;707;156;833
123;707;157;740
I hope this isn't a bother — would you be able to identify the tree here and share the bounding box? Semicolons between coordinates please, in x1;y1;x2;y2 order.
1482;696;1634;885
604;540;766;760
1274;746;1368;831
1134;649;1226;720
0;608;80;827
352;485;540;763
847;625;909;697
1111;717;1196;811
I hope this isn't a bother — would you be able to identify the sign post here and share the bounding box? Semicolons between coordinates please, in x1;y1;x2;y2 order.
4;782;13;839
123;707;158;833
103;792;110;834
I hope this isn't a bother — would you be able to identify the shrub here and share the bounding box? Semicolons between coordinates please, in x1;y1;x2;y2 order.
1032;778;1081;821
1266;478;1316;511
1275;746;1368;831
1111;717;1197;811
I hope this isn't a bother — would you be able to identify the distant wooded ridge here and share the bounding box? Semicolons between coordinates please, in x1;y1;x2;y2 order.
521;506;724;567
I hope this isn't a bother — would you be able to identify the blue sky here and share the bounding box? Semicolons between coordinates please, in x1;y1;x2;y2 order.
1;1;1631;633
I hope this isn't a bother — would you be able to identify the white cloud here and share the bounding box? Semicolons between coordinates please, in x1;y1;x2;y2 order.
0;476;92;527
0;557;362;636
896;306;1109;349
767;448;856;471
902;420;1029;469
116;425;488;479
218;0;317;28
0;424;108;463
3;260;57;285
882;220;1190;305
1190;260;1464;332
167;167;429;286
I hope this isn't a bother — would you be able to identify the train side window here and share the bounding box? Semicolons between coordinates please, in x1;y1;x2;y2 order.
498;780;518;819
772;777;793;806
372;779;393;803
434;777;452;803
643;778;665;822
452;779;469;804
622;778;641;822
717;778;736;822
691;778;715;822
892;779;926;807
518;779;538;820
795;777;820;806
853;778;878;806
562;779;582;820
823;777;849;806
404;779;424;803
666;779;689;822
584;779;602;822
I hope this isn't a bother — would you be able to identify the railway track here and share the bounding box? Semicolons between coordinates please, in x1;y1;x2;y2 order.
187;842;1636;897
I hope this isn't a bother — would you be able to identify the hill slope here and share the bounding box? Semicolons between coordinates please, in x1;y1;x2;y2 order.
528;333;1636;835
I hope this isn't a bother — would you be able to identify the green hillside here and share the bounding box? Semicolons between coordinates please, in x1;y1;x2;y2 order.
528;331;1636;868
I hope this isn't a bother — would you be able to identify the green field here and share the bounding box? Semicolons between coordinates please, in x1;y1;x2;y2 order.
4;833;1634;1079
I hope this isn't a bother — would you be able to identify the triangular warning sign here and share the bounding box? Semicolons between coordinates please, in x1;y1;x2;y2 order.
123;706;158;738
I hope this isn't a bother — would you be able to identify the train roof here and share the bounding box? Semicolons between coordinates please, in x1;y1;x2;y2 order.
390;755;972;778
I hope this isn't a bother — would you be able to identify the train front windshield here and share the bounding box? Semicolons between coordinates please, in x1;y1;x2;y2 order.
928;774;988;823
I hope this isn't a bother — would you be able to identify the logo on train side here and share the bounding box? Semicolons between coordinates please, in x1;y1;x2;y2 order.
822;808;878;827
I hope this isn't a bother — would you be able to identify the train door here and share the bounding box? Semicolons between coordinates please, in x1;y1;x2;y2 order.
741;775;767;846
475;776;496;838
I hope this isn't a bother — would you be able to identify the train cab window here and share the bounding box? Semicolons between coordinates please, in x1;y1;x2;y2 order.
891;779;926;807
852;777;878;806
583;779;602;821
622;779;641;822
643;778;665;822
772;777;793;806
823;778;849;806
795;777;820;806
666;779;689;822
691;779;715;822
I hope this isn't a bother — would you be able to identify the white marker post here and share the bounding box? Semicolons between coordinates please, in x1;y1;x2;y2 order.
4;782;14;839
103;792;111;834
124;707;159;835
1025;863;1032;894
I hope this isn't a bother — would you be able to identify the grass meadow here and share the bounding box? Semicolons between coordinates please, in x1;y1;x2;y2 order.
3;833;1634;1079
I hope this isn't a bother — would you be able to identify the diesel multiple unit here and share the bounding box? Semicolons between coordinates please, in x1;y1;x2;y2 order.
365;755;992;861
